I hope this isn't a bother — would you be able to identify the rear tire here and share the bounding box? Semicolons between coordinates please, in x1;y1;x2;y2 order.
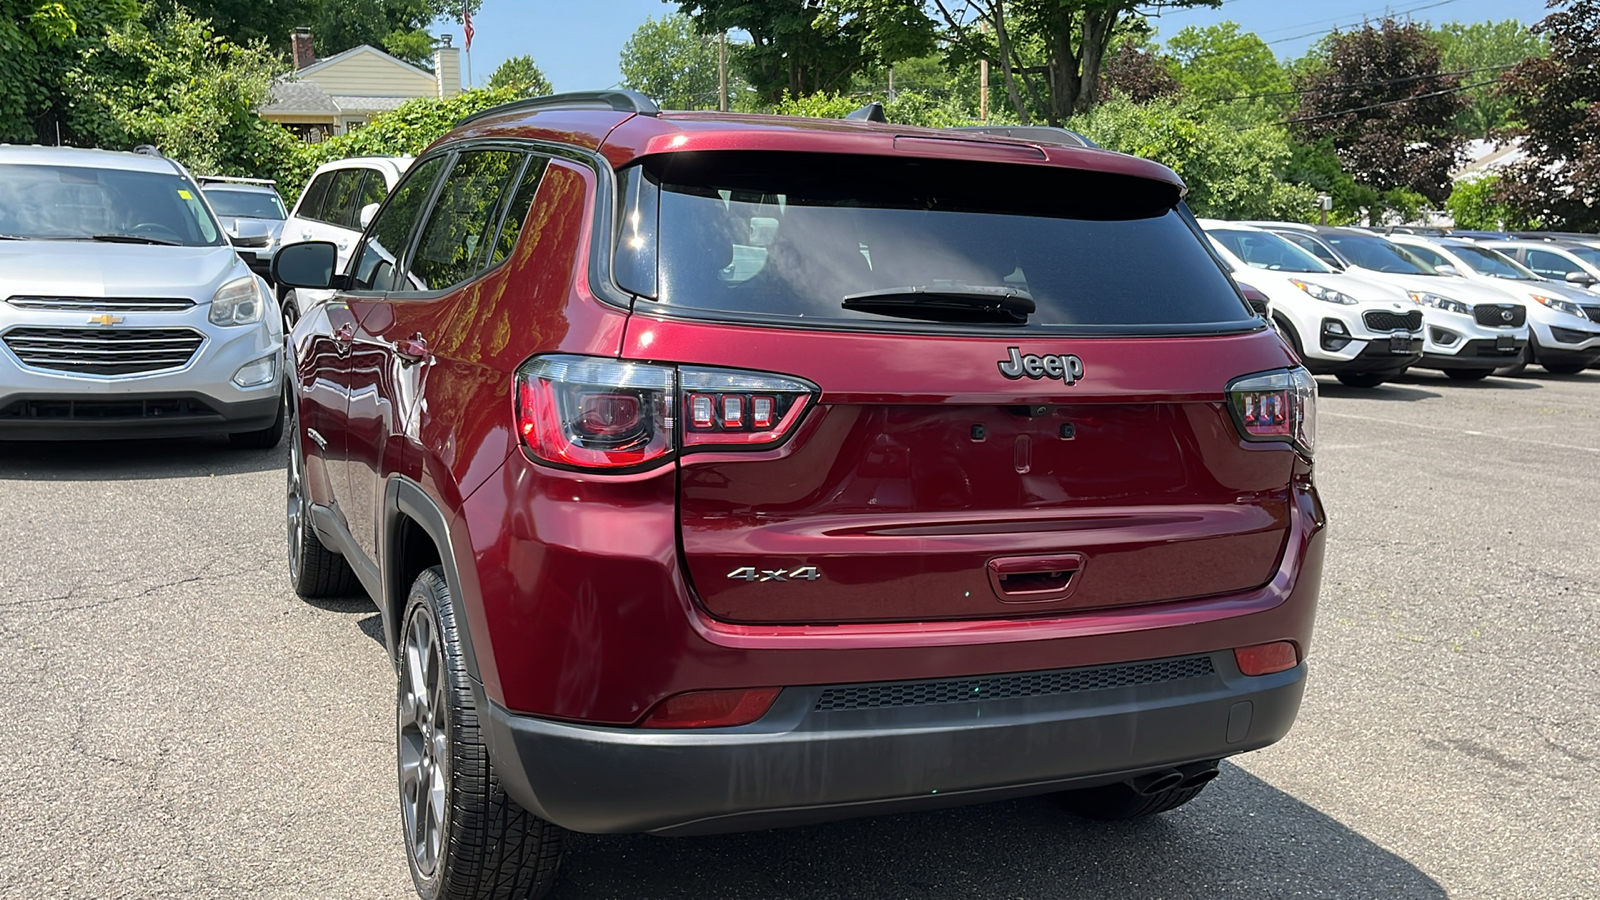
1335;372;1387;388
1054;778;1213;821
1271;316;1303;362
1443;368;1492;381
229;383;286;449
1542;362;1589;375
400;568;568;900
286;419;361;598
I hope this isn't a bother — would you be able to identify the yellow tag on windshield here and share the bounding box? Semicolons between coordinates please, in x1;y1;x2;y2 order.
178;189;193;200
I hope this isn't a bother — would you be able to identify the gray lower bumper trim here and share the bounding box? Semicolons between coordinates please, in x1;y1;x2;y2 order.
483;655;1306;836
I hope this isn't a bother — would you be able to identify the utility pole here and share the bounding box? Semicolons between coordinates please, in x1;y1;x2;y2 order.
979;21;989;123
888;66;896;101
719;32;728;112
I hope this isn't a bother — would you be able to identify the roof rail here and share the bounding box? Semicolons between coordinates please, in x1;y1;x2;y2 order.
457;89;660;128
197;174;278;187
947;125;1099;150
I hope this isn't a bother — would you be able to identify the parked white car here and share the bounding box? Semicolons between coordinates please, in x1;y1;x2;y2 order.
1199;220;1423;387
1482;239;1600;290
1251;224;1528;381
0;146;285;446
1387;235;1600;375
279;156;411;325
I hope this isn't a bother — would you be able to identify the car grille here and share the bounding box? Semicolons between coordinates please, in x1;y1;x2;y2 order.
812;655;1217;712
1585;305;1600;324
1363;310;1423;332
1473;304;1527;327
2;327;204;375
5;295;195;312
0;397;217;421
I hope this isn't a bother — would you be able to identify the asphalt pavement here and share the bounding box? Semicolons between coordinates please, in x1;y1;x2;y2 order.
1;368;1596;899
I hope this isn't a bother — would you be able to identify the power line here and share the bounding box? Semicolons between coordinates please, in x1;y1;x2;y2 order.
1258;0;1465;44
1279;76;1501;125
1204;62;1516;104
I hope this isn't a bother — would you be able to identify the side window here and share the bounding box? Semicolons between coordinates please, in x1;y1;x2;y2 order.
485;156;548;268
296;171;336;222
1525;249;1580;279
321;168;367;229
349;157;446;292
357;169;388;219
400;149;524;293
1407;246;1451;269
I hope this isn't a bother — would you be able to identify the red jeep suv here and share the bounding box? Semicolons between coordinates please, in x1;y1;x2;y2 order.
274;91;1323;900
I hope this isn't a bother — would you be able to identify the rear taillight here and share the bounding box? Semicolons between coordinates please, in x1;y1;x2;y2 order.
1227;368;1316;457
639;688;782;728
515;356;816;470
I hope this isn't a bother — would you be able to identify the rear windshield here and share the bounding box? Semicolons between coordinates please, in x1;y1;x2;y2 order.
0;163;224;246
626;152;1252;334
203;187;287;219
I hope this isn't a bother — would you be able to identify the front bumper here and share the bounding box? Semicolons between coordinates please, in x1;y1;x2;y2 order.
1416;337;1527;370
1301;334;1422;375
0;390;279;440
484;653;1306;836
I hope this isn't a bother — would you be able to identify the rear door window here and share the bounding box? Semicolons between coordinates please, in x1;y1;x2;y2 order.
295;171;335;221
349;157;445;292
633;152;1252;334
397;149;525;293
319;168;367;229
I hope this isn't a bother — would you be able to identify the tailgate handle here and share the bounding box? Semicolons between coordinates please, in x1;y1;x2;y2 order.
987;554;1084;603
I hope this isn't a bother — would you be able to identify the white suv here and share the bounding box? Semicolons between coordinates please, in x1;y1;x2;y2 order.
0;146;284;446
278;156;411;325
1200;221;1423;387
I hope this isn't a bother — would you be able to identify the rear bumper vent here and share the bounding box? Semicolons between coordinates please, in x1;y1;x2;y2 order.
813;655;1216;712
1363;310;1422;332
3;327;205;375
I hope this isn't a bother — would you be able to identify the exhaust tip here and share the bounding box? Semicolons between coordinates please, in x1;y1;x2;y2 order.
1175;761;1221;790
1128;770;1185;796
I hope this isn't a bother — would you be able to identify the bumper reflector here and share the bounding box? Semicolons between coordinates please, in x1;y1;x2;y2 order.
1234;642;1299;676
640;688;781;729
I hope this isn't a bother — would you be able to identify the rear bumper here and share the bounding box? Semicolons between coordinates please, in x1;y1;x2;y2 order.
484;653;1306;836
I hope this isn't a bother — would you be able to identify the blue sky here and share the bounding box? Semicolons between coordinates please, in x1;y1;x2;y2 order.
436;0;1556;93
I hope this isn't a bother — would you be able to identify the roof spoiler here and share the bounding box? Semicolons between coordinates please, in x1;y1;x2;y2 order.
947;125;1099;149
457;89;660;128
845;102;888;123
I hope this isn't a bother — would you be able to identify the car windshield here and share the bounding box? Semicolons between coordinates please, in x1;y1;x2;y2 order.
1322;233;1435;274
1558;244;1600;267
637;152;1253;333
1450;244;1540;280
203;187;286;220
1208;229;1333;273
0;163;224;246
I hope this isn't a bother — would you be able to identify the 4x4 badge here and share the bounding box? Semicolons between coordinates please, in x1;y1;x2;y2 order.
727;566;821;583
998;347;1084;385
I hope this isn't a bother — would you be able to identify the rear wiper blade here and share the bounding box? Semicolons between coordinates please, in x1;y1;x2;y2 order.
0;234;29;240
89;233;180;246
843;285;1036;324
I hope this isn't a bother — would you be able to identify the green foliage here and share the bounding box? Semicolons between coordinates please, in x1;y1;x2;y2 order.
1447;175;1533;230
175;1;481;64
1069;96;1318;221
771;89;980;129
486;55;552;98
0;0;141;143
620;14;723;109
1432;19;1548;138
1166;21;1289;104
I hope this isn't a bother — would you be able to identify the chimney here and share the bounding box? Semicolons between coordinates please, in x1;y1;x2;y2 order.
291;27;316;70
434;35;461;98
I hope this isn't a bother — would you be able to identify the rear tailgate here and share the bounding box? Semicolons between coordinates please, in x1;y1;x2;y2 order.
626;322;1299;624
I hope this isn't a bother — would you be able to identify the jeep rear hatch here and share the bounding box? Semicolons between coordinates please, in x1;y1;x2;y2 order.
616;151;1303;625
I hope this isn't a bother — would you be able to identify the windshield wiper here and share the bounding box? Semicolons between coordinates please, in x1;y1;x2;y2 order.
89;233;180;246
843;285;1036;324
0;234;29;241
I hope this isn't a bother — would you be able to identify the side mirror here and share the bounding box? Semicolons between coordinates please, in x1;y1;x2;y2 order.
273;241;341;290
229;219;271;248
359;202;381;229
1435;264;1459;277
1564;271;1597;286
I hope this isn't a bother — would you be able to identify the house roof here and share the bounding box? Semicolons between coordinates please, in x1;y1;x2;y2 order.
260;80;341;116
296;44;436;82
328;95;416;114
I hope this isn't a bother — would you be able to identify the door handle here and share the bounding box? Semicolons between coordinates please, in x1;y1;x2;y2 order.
987;553;1085;603
393;333;430;365
333;322;354;356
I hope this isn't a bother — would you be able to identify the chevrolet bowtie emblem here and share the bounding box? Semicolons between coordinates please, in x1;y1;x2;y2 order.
88;314;123;326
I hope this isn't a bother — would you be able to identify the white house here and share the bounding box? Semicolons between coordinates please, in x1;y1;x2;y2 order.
259;28;462;143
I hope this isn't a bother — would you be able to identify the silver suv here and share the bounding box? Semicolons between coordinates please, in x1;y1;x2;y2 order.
0;146;286;447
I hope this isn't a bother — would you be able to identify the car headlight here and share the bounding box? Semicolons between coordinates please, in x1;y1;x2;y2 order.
1408;292;1472;315
1531;294;1589;320
1289;279;1358;305
209;276;265;326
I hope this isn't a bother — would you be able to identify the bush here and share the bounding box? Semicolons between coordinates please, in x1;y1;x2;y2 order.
771;90;980;129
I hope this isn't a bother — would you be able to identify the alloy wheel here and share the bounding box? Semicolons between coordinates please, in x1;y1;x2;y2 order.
285;433;305;579
398;609;449;876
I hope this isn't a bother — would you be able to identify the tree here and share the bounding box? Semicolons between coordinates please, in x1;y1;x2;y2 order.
930;0;1219;126
619;14;721;109
1070;95;1318;220
177;0;485;65
1495;0;1600;230
1432;19;1548;139
487;54;552;98
1097;44;1179;102
1291;17;1467;208
773;87;979;127
674;0;934;104
0;0;142;143
1165;21;1289;107
1447;175;1534;230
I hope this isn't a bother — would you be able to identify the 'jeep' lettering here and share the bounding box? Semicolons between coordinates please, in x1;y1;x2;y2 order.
998;347;1084;385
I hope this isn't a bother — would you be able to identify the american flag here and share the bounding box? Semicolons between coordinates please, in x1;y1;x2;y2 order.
463;3;475;51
